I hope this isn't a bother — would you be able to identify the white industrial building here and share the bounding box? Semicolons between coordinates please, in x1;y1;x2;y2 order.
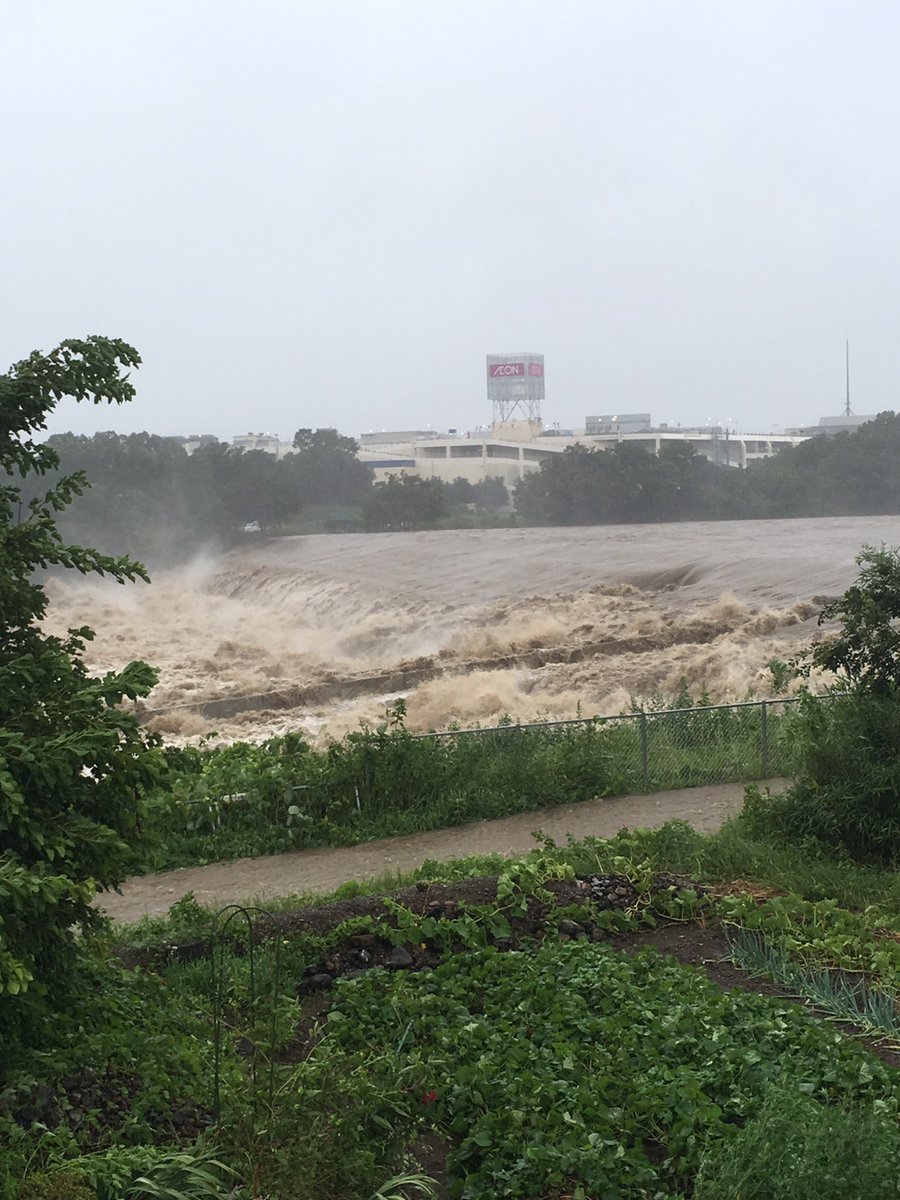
356;423;806;486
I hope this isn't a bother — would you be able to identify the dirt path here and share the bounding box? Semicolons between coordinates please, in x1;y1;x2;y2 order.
99;780;786;924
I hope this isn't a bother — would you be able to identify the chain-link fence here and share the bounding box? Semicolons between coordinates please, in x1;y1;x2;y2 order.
415;697;803;793
162;697;807;865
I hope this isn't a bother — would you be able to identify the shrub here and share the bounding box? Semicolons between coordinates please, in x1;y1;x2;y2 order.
744;691;900;864
746;546;900;866
47;1146;234;1200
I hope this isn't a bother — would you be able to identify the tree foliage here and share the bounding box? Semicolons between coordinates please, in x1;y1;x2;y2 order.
16;425;375;559
23;412;900;557
362;473;510;531
514;441;746;524
291;427;372;507
810;545;900;695
0;337;163;1067
362;474;450;531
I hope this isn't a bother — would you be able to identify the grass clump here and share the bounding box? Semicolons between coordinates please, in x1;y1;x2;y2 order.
693;1082;900;1199
16;1174;93;1200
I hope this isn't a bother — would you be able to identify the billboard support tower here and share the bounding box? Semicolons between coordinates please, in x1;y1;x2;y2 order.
486;353;545;425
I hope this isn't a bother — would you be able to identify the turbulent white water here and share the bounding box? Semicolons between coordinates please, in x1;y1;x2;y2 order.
42;516;900;744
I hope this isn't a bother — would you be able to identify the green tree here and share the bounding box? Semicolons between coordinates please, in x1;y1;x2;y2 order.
29;430;195;562
289;426;373;506
810;544;900;695
444;475;476;508
471;475;510;511
0;337;163;1067
362;473;450;531
514;441;741;525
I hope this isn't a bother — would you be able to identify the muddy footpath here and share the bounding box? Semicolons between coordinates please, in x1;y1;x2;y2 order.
98;779;786;924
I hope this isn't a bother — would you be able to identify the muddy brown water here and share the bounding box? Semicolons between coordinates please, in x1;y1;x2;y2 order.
43;516;900;745
99;780;786;924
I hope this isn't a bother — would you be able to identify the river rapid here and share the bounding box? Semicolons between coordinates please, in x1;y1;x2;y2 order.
42;516;900;744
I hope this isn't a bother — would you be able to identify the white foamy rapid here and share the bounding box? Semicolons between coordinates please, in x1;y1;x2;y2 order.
41;516;900;744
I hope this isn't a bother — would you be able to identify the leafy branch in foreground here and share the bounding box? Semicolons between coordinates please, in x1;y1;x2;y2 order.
0;337;163;1072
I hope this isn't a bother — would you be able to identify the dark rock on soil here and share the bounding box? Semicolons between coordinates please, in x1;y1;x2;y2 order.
390;946;414;969
302;972;334;992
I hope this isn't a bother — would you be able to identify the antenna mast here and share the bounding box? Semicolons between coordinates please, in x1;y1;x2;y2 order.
845;340;852;417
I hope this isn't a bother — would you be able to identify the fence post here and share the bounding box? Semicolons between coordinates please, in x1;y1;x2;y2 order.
760;700;769;778
640;711;649;789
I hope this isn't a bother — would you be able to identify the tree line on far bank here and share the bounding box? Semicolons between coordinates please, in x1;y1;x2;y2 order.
18;428;511;562
15;411;900;562
513;411;900;525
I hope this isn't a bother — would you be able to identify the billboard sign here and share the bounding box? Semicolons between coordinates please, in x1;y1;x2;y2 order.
487;352;545;420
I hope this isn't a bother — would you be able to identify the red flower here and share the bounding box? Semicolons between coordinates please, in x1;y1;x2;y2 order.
421;1089;438;1106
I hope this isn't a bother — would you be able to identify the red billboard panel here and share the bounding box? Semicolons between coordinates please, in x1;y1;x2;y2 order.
489;362;525;377
528;363;544;376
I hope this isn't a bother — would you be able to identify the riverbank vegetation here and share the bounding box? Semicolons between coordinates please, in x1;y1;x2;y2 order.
17;430;512;563
141;692;798;872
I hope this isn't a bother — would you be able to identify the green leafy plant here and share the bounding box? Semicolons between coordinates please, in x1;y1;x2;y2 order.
140;691;802;874
40;1145;235;1200
122;1149;235;1199
728;929;900;1041
808;544;900;693
0;337;164;1074
320;939;898;1199
716;890;899;985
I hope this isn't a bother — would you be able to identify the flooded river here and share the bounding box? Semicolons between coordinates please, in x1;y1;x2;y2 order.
43;516;899;743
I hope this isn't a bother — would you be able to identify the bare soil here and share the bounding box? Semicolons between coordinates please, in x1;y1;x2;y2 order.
99;779;785;923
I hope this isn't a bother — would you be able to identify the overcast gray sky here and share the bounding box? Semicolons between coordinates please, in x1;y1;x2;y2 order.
3;1;899;442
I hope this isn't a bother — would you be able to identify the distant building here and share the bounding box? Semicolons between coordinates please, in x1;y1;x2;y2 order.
787;414;879;437
585;413;652;435
359;430;442;446
230;432;296;459
176;434;219;455
355;425;805;486
232;431;281;454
